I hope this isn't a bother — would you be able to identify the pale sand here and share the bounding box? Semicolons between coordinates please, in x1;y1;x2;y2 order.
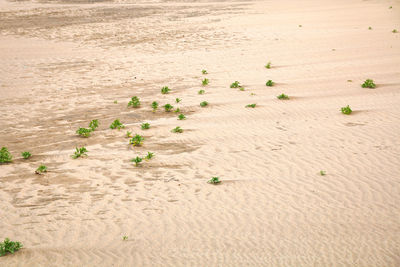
0;0;400;266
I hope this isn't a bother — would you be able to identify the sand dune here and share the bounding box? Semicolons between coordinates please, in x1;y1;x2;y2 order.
1;0;400;266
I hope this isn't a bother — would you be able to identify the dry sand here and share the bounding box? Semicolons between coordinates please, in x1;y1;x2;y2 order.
1;0;400;266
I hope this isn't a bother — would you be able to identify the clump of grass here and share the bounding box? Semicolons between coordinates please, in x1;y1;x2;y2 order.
265;62;271;69
178;114;186;120
208;177;221;184
0;238;23;256
202;69;208;74
72;147;88;159
246;104;256;108
76;127;92;138
129;134;144;146
141;122;150;130
368;26;372;30
0;147;12;163
89;119;99;131
145;152;154;160
122;236;128;241
161;86;171;94
361;79;376;88
114;100;118;104
265;80;275;86
171;126;183;133
230;81;240;88
174;108;181;113
128;96;140;108
35;165;47;174
198;89;205;95
202;78;209;86
320;170;326;176
277;93;289;100
151;101;158;112
200;101;208;107
239;87;245;91
110;119;125;130
164;104;174;112
21;151;31;159
126;131;132;138
176;98;181;103
131;156;142;166
393;29;398;33
341;105;352;115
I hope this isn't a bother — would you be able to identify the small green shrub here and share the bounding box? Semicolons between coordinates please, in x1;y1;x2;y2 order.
393;29;398;33
178;114;186;120
266;80;274;86
174;108;181;113
0;238;23;256
110;119;125;130
0;147;12;163
239;87;245;91
176;98;181;103
129;134;144;146
246;104;256;108
122;236;128;241
277;93;289;100
202;78;209;86
341;105;352;115
161;86;171;94
126;131;132;138
164;104;174;112
35;165;47;174
72;147;88;159
361;79;376;88
21;151;31;159
202;69;208;74
145;152;154;160
368;26;372;30
89;119;99;131
265;62;271;69
230;81;240;88
76;127;92;138
141;123;150;130
114;100;118;104
152;101;158;112
208;177;221;184
128;96;140;108
320;170;326;176
198;89;205;95
172;126;183;133
200;101;208;107
131;156;142;166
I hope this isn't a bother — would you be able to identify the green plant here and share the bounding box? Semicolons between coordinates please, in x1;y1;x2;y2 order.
0;147;12;163
246;104;256;108
341;105;352;115
239;87;245;91
265;62;271;69
265;80;274;86
174;108;181;113
114;100;118;104
202;69;208;74
141;123;150;130
0;238;23;256
208;177;221;184
389;6;392;9
35;165;47;174
151;101;158;112
171;126;183;133
277;93;289;100
368;26;372;30
361;79;376;88
122;236;128;241
202;78;209;86
198;89;205;95
393;29;398;33
131;156;142;166
129;134;144;146
299;24;302;27
230;81;240;88
320;170;326;176
21;151;31;159
178;114;186;120
76;127;92;138
89;119;99;131
145;152;154;160
347;80;353;82
161;86;171;94
110;119;125;130
176;98;182;103
164;104;174;112
128;96;140;108
126;131;132;138
200;101;208;107
72;147;88;159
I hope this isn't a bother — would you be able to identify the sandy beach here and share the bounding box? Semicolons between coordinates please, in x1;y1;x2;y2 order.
1;0;400;266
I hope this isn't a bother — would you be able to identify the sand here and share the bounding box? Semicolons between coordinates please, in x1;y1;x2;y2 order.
0;0;400;266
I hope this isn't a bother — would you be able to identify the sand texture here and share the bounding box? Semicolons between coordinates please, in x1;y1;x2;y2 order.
0;0;400;266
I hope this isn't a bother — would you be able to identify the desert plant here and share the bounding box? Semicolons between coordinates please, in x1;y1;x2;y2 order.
178;114;186;120
131;156;142;166
277;93;289;100
171;126;183;133
122;236;128;241
198;89;205;95
110;119;125;130
76;127;92;138
174;108;181;113
361;79;376;88
230;81;240;88
393;29;398;33
89;119;99;131
35;165;47;174
161;86;171;94
128;96;140;108
126;131;132;138
141;123;150;130
164;104;174;112
246;104;256;108
202;78;209;86
129;134;144;146
0;238;23;256
265;62;271;69
151;101;158;112
368;26;372;30
0;147;12;163
266;80;275;86
145;152;154;160
176;98;182;103
320;170;326;176
341;105;352;115
200;101;208;107
21;151;31;159
208;177;221;184
114;100;118;104
72;147;88;159
202;69;208;74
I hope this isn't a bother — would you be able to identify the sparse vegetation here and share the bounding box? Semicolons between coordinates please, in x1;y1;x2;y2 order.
239;87;245;91
0;238;23;257
265;62;271;69
208;177;221;184
246;104;256;108
141;123;150;130
200;101;209;107
174;108;181;113
230;81;240;88
72;147;88;159
198;89;205;95
128;96;140;108
126;131;132;138
202;78;209;86
76;127;92;138
152;101;159;112
320;170;326;176
176;98;182;103
145;152;154;160
361;79;376;88
178;114;186;120
131;156;143;166
164;104;174;112
161;86;171;94
171;126;183;133
110;119;125;130
393;29;398;33
35;165;47;174
114;100;118;104
202;69;208;74
265;80;275;86
0;147;12;163
89;119;99;131
21;151;31;159
368;26;372;30
277;93;289;100
122;236;128;241
129;134;144;146
341;105;352;115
